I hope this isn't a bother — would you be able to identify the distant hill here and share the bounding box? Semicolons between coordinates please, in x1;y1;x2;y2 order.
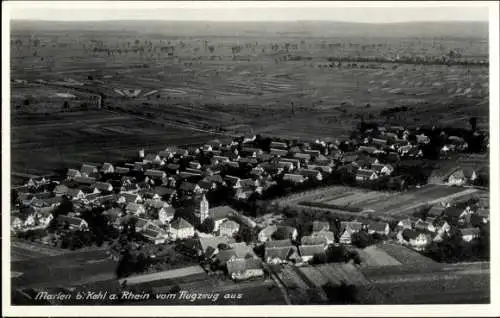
10;20;488;39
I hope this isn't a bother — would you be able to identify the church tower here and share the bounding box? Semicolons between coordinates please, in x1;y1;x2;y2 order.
199;194;210;223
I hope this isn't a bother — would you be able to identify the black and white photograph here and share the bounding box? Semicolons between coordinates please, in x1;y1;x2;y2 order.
2;1;499;316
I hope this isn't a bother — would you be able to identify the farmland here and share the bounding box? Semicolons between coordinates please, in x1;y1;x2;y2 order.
284;184;483;220
10;20;489;148
11;110;219;179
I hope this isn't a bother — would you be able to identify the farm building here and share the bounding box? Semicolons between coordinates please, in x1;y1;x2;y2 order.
283;174;307;184
144;169;167;179
270;141;288;149
158;206;176;225
66;169;81;180
224;175;242;189
218;220;240;237
301;235;328;246
371;163;394;176
278;161;294;171
299;245;327;263
364;220;391;236
270;148;289;157
56;215;88;231
227;258;264;282
101;163;114;174
397;229;431;251
73;176;96;185
125;203;146;216
265;246;300;264
355;169;378;182
307;164;333;174
339;221;363;244
169;218;195;240
281;158;301;169
209;205;237;231
297;168;323;181
179;182;203;196
312;220;330;233
142;228;169;245
80;164;98;177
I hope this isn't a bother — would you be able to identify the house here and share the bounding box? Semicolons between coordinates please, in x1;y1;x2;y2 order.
397;229;431;251
371;163;394;176
297;169;323;181
371;138;388;147
66;188;86;201
358;146;378;154
355;169;378;182
53;184;69;197
312;220;330;233
145;169;167;179
416;134;430;144
427;205;446;217
143;154;164;165
92;182;113;193
283;174;307;184
306;165;333;174
265;246;300;264
299;245;327;263
188;161;202;170
250;166;265;176
109;167;128;177
460;227;480;242
363;220;391;236
278;161;294;171
198;236;235;257
272;226;299;241
339;221;363;244
227;258;264;282
169;218;195;240
414;219;436;233
293;153;311;163
80;164;98;177
135;218;159;232
304;149;321;158
151;187;178;203
125;202;146;215
56;215;88;231
73;176;96;185
242;147;263;156
270;148;289;157
224;176;242;189
118;193;142;204
158;207;176;224
281;158;301;169
101;163;114;174
209;206;237;231
66;169;81;180
270;141;288;149
142;228;169;245
179;182;203;196
301;235;328;246
219;220;240;237
238;157;258;165
396;218;413;231
398;145;414;155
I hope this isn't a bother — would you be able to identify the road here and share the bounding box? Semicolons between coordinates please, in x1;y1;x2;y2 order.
118;265;205;286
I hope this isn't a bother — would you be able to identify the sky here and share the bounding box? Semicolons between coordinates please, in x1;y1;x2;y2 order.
6;2;491;23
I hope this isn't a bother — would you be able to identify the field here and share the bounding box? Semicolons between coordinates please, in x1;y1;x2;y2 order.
292;184;482;219
353;245;402;268
10;20;489;146
11;110;219;179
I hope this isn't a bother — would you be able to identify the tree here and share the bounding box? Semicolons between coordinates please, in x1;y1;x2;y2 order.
199;217;215;233
351;231;374;248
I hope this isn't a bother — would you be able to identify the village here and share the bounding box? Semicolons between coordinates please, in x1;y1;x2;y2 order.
10;121;490;288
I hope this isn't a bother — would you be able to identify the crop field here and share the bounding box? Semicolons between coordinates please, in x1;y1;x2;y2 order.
10;110;218;179
361;262;490;304
295;184;479;219
354;245;402;268
10;20;489;144
375;243;438;267
310;263;370;287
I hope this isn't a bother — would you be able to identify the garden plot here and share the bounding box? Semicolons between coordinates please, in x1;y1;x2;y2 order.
355;245;402;268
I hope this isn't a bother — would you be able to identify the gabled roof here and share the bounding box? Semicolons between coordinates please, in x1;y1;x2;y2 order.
152;186;177;196
219;219;240;230
170;218;193;230
92;181;112;191
67;169;81;177
312;220;330;232
115;167;130;174
145;169;166;178
179;181;198;192
198;236;234;253
364;220;389;232
210;205;237;221
265;239;294;249
57;215;86;227
356;169;377;177
301;235;327;246
265;246;297;260
226;258;262;275
126;202;145;213
340;221;363;233
299;244;326;257
73;176;96;185
80;164;98;174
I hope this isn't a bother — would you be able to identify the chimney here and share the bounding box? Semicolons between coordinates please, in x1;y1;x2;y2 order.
139;149;145;159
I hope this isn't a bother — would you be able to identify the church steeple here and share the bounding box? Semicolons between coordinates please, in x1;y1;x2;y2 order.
199;194;210;222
